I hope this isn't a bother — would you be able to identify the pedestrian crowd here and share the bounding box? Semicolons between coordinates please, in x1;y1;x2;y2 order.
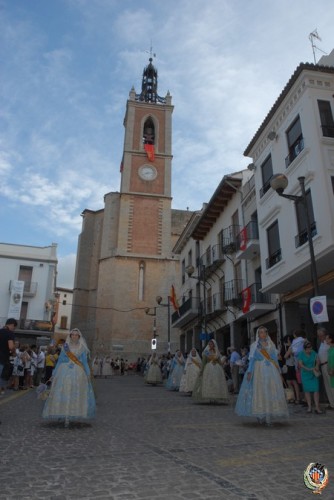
140;325;334;427
1;318;334;429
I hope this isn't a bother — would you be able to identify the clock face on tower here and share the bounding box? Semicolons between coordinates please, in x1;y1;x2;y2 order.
138;164;157;181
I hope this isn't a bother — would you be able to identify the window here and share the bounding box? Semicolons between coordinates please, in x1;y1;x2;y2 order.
266;221;282;268
195;240;200;267
318;100;334;138
234;262;243;294
18;265;33;293
285;116;304;167
187;249;192;267
205;246;211;266
19;302;28;328
260;155;273;197
295;189;317;247
60;316;68;329
182;259;186;284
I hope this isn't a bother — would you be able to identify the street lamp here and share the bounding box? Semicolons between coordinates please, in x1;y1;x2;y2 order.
145;307;157;340
185;263;208;347
270;174;320;297
155;296;171;353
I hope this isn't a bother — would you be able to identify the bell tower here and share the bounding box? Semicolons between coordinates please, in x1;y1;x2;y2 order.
118;57;173;257
72;57;193;357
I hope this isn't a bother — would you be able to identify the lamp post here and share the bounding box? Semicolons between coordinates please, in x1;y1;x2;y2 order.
145;307;157;341
155;296;171;353
185;262;207;349
270;174;320;298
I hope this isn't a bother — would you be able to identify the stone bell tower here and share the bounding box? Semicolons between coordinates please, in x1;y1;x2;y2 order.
72;58;192;357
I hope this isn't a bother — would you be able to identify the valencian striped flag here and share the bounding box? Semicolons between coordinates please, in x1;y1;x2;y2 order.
170;285;180;315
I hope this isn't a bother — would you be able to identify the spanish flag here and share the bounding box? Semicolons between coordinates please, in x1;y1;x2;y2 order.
170;285;180;315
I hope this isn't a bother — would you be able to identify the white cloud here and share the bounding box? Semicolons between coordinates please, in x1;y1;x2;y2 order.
1;0;334;259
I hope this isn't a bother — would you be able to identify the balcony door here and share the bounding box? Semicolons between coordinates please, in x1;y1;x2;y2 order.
18;266;33;292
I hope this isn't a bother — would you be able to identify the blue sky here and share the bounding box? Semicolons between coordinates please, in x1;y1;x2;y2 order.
1;0;333;288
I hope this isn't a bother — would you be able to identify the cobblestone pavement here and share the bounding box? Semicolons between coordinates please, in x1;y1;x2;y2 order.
0;375;333;500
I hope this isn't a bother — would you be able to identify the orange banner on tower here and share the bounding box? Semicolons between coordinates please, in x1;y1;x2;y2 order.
144;144;155;161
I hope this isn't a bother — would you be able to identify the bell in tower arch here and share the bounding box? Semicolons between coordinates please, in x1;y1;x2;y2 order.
143;118;155;145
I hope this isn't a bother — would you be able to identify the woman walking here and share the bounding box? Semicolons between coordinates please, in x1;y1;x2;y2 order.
298;340;323;414
42;328;96;427
145;352;163;386
235;326;288;426
166;350;185;391
192;339;229;404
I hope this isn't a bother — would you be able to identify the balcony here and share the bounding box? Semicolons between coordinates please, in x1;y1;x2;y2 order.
0;316;53;335
259;177;272;198
223;279;244;308
205;293;226;322
19;319;53;332
9;280;38;297
237;282;276;320
171;297;198;328
295;221;317;248
265;249;282;269
221;225;240;254
321;125;334;138
200;244;225;279
236;221;260;260
285;137;304;168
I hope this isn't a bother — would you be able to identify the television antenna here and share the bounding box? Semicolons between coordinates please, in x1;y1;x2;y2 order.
309;29;327;64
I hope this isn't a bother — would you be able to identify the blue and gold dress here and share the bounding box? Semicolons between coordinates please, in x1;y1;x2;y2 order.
42;337;95;423
235;335;288;422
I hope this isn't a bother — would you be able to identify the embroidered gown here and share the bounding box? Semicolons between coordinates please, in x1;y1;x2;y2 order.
192;340;229;404
165;352;185;390
235;339;288;421
145;353;163;385
42;342;96;422
179;350;202;394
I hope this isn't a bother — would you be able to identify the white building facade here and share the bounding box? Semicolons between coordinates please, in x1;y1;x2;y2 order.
0;242;58;344
172;171;280;353
244;55;334;340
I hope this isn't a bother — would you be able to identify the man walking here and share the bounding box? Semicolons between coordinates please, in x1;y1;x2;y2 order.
0;318;17;400
317;327;334;409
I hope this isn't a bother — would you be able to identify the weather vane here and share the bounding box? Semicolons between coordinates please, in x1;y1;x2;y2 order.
144;40;156;60
309;29;327;64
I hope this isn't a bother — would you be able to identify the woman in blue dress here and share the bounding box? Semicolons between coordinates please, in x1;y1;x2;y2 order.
42;329;96;427
165;350;185;390
235;326;288;426
298;340;322;414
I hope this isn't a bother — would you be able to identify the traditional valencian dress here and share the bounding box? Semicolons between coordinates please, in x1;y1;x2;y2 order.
235;330;288;424
179;349;202;394
42;330;96;425
145;353;163;385
192;340;229;404
165;351;185;390
101;355;113;378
